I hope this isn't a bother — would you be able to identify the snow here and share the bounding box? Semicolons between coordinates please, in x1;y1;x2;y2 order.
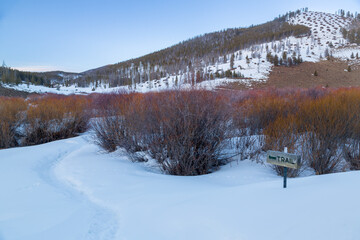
1;133;360;240
333;46;360;60
289;11;351;48
1;82;124;95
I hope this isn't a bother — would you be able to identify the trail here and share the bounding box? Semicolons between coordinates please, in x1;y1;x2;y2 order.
0;136;117;240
